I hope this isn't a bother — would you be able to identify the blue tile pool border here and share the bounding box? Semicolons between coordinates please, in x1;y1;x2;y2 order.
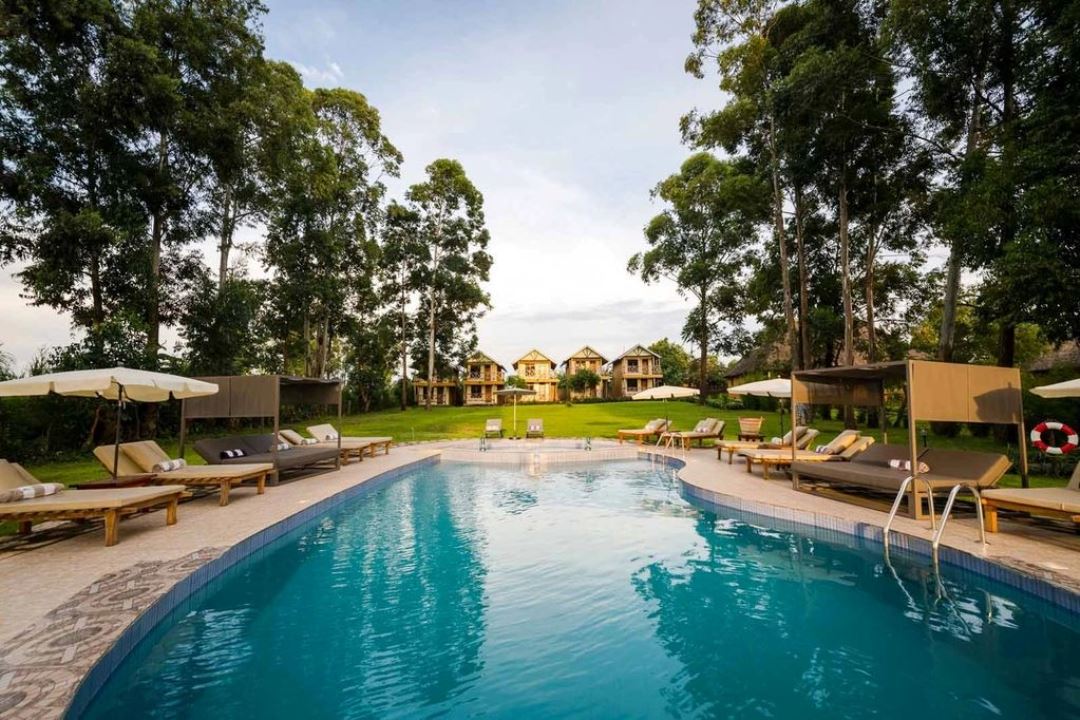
65;454;438;719
640;452;1080;616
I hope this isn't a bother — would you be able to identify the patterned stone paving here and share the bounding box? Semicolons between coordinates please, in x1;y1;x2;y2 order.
0;548;225;719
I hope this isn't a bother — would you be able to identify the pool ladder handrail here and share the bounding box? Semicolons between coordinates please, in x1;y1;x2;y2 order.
479;435;488;452
882;475;937;554
931;484;987;566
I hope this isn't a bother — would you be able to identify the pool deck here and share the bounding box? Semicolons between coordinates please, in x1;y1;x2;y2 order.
0;441;1078;718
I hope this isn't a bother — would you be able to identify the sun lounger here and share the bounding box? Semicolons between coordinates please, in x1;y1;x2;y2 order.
790;444;1011;519
306;424;394;460
663;418;726;450
526;419;544;438
717;426;815;463
95;442;273;506
737;432;871;479
617;419;670;445
981;461;1080;532
0;460;187;546
280;428;390;464
484;419;504;438
737;417;764;441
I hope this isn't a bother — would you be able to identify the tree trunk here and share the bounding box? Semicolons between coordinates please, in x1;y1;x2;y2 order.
996;0;1018;371
302;314;312;376
425;283;436;411
218;185;233;288
768;116;797;373
838;176;853;366
865;239;877;363
939;77;984;361
146;133;167;370
89;251;104;329
698;292;708;404
794;185;811;370
400;284;408;411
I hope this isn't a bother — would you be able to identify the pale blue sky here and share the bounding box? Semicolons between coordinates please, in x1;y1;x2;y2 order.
1;0;720;370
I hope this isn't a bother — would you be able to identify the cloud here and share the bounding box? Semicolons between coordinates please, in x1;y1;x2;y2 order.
288;58;344;86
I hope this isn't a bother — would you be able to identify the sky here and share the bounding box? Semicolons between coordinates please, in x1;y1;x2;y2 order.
0;0;721;372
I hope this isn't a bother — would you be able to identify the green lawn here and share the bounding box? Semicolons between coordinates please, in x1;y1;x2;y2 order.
23;400;1066;491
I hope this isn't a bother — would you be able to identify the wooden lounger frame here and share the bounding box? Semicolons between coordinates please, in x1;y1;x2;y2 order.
168;467;270;506
980;496;1080;533
337;439;393;465
5;490;187;547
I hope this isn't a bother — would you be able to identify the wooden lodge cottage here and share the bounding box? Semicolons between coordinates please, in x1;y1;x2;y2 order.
513;349;559;403
464;351;505;406
607;344;663;398
561;346;608;400
413;374;458;406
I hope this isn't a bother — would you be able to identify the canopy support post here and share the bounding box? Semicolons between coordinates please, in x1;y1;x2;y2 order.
111;384;124;481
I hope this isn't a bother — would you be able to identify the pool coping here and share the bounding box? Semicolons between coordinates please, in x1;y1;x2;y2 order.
1;450;1077;719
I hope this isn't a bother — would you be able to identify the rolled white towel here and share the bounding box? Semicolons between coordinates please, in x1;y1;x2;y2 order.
152;458;188;472
0;483;65;503
888;458;930;474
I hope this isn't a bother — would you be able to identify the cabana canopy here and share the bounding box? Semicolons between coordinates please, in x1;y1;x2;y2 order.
179;376;343;477
792;359;1028;485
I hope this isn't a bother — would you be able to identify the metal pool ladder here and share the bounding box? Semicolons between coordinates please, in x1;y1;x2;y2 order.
931;484;987;565
882;475;936;554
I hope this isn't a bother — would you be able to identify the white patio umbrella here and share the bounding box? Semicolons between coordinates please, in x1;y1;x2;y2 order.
495;387;536;439
727;377;793;437
1031;377;1080;398
631;385;700;400
0;367;219;479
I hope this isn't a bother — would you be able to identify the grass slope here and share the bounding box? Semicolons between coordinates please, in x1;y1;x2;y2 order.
23;401;1062;490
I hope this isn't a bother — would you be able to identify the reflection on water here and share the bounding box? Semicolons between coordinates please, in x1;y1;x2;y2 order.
83;461;1080;720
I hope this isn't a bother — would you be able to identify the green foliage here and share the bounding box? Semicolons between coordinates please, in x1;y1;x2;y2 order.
630;153;767;396
648;338;692;386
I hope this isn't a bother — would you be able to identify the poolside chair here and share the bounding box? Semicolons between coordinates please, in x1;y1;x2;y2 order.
94;442;273;507
485;419;504;438
0;460;187;546
737;417;764;441
664;419;726;450
716;426;814;463
737;432;872;479
980;460;1080;533
790;444;1011;520
525;419;544;439
617;419;670;445
276;429;368;466
306;424;393;459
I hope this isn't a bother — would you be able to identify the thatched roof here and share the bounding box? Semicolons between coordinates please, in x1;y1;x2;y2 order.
1027;343;1080;373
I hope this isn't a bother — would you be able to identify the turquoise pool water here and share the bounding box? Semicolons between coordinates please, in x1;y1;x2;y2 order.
80;461;1080;719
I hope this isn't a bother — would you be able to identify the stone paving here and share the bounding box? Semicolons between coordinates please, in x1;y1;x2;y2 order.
0;442;1077;719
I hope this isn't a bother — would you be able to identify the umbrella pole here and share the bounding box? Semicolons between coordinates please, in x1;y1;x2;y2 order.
111;384;124;481
779;398;785;439
513;396;518;439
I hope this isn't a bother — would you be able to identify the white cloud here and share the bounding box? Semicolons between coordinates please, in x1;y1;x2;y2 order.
288;58;344;86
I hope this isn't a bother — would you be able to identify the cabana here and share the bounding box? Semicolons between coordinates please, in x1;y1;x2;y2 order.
789;360;1028;518
179;375;344;483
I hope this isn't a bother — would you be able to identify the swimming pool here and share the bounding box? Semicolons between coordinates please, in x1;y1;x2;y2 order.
79;460;1080;719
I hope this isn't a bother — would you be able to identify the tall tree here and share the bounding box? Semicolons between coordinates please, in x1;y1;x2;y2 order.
264;87;401;377
630;153;767;402
121;0;268;367
380;201;424;410
685;0;799;373
0;0;147;341
405;159;492;410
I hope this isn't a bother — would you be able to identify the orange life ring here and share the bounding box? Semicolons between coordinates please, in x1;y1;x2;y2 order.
1030;421;1079;455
